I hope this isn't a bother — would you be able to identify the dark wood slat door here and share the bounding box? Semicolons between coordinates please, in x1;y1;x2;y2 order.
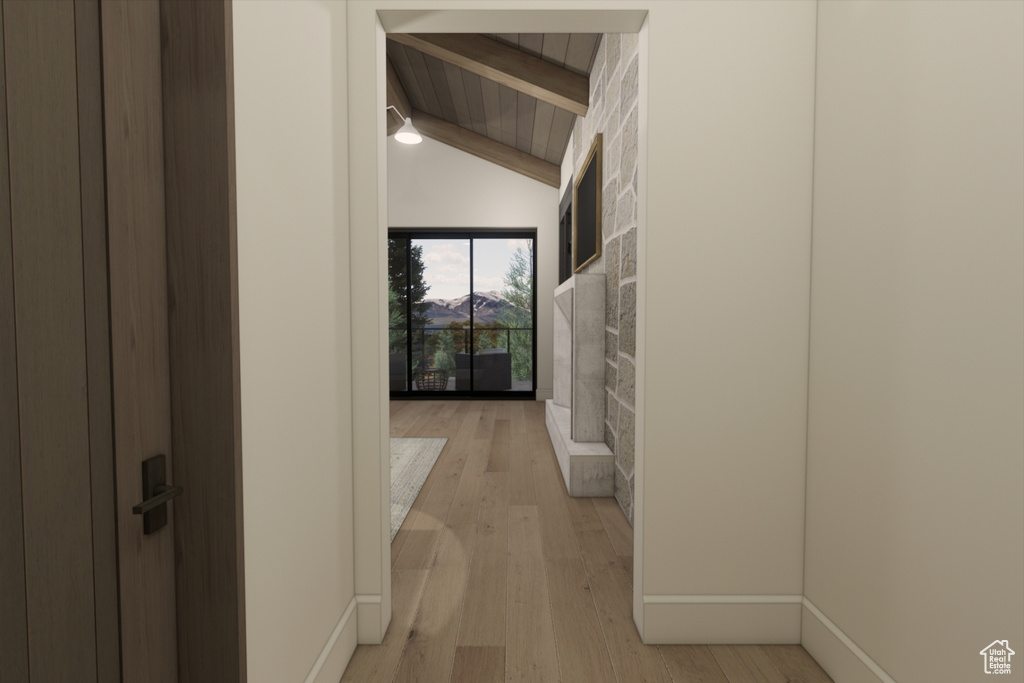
3;1;103;679
0;5;30;679
0;3;244;681
101;0;179;681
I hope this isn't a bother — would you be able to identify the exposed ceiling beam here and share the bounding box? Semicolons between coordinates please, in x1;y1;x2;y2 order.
386;58;410;135
412;110;560;188
388;33;589;117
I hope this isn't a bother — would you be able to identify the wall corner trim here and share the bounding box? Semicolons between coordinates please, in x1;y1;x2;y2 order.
355;593;386;644
304;596;358;683
801;598;896;683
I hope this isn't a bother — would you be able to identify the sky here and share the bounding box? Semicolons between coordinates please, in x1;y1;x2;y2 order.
415;237;531;301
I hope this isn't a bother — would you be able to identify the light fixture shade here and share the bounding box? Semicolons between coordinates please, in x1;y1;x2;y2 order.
394;117;422;144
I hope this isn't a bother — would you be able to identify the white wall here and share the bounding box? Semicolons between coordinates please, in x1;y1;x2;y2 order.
234;2;356;682
640;0;816;642
231;3;1024;681
804;3;1024;682
387;136;559;399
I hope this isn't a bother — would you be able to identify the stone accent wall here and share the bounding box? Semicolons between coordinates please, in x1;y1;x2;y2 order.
571;34;639;525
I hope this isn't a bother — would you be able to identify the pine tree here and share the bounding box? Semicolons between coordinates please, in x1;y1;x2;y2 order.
498;244;534;382
388;238;432;369
387;282;404;353
387;238;431;330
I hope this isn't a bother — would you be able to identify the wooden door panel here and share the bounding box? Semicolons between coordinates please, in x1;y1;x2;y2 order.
3;0;99;679
161;2;247;679
102;1;178;681
75;0;123;678
0;5;30;679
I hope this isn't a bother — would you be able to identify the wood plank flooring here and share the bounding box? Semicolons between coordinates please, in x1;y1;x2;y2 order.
342;400;832;683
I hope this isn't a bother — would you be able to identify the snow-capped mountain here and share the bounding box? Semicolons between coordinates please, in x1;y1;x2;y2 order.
422;291;513;327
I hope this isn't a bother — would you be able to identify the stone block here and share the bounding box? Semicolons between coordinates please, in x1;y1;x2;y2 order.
616;406;635;474
618;281;636;357
602;179;617;236
628;474;635;526
621;32;639;62
605;359;617;392
605;33;620;76
604;238;620;328
614;466;632;522
604;70;620;132
620;108;638;194
621;54;639;121
604;420;616;453
616;190;635;234
605;329;617;362
553;282;573;408
580;461;615;496
620;227;637;280
606;106;620;148
604;137;620;190
606;391;619;430
616;356;635;408
547;400;615;498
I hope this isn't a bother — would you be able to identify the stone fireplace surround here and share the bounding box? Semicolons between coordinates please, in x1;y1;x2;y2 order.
546;274;615;496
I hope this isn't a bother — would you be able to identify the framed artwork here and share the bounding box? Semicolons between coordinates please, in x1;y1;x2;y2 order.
573;133;602;273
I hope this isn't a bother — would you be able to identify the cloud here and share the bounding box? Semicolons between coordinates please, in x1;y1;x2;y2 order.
420;241;470;298
474;275;504;292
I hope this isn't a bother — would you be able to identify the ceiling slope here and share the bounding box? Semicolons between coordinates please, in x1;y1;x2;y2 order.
386;32;601;187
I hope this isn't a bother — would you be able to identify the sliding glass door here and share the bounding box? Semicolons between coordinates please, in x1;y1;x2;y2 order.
388;230;536;398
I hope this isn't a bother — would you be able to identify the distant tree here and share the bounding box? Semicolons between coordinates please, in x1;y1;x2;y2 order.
388;282;404;353
431;330;456;375
497;244;534;382
468;320;504;352
388;238;431;330
445;321;469;355
389;238;432;370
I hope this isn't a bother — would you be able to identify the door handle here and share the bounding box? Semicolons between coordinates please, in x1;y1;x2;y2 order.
132;454;182;534
132;484;183;515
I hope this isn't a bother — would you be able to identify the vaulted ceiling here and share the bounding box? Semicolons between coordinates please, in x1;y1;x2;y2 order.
386;33;603;187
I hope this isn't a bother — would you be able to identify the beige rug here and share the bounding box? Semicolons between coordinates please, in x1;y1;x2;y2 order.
390;437;447;541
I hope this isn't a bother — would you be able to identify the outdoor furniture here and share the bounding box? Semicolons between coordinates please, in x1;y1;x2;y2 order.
389;353;406;392
415;367;448;391
455;349;512;391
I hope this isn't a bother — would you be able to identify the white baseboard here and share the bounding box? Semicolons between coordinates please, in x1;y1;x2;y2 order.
641;595;802;644
356;594;385;644
801;600;895;683
304;597;358;683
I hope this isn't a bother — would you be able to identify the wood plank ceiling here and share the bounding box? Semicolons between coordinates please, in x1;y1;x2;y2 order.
386;33;602;187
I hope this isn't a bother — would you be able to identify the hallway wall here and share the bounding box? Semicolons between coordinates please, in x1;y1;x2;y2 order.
234;2;357;682
804;3;1024;681
386;135;559;400
639;0;816;642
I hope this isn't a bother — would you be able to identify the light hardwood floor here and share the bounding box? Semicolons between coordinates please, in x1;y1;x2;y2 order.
341;400;832;683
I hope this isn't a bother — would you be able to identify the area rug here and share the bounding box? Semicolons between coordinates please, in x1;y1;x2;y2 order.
390;437;447;541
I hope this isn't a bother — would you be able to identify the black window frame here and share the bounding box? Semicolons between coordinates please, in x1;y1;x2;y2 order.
388;228;537;400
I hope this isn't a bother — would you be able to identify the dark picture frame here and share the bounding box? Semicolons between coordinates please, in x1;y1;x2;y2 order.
573;133;602;273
